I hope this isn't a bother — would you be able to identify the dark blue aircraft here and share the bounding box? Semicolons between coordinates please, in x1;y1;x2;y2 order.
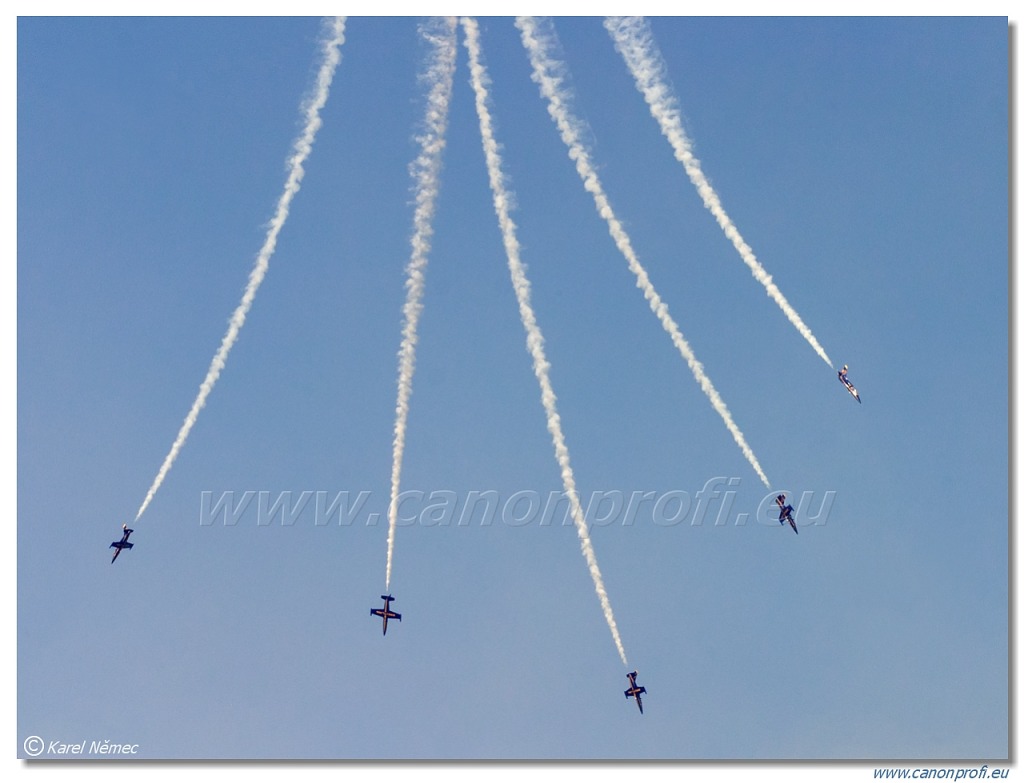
776;494;798;535
838;364;861;403
371;594;401;635
625;671;647;714
110;524;134;563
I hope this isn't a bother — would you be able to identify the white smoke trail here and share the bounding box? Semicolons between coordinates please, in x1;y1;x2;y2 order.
604;16;833;369
516;16;770;488
461;17;628;666
385;17;458;590
134;17;348;523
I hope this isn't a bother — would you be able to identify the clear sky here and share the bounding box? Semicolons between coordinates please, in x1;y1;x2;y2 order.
16;14;1009;768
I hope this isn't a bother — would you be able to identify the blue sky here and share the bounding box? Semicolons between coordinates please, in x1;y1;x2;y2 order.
16;15;1009;767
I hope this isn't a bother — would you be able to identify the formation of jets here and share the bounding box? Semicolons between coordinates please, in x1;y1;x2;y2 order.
625;671;647;714
109;359;866;712
109;524;134;563
370;594;402;636
765;363;860;537
775;494;798;535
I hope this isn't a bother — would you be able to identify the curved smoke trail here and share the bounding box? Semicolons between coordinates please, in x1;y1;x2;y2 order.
604;16;833;369
386;17;458;590
134;17;348;522
462;16;628;665
516;16;770;488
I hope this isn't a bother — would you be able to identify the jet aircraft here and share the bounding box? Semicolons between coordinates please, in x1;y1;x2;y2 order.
775;494;798;535
624;671;647;714
838;364;861;403
110;524;134;563
370;594;401;635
